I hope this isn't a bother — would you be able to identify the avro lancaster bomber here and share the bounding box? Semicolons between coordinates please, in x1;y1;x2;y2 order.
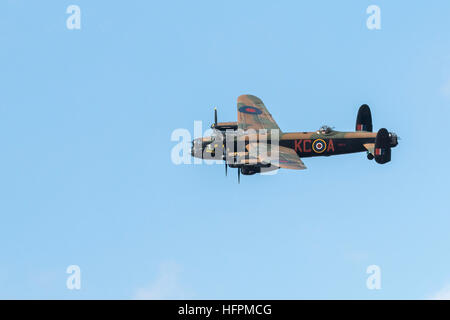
191;94;398;182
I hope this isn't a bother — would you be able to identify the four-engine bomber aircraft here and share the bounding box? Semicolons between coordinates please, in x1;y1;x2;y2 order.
191;94;398;182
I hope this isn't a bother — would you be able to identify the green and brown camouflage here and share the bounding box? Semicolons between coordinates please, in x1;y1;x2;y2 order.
191;94;398;178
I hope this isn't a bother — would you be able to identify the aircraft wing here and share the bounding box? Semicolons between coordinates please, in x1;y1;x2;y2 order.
246;143;307;170
237;95;282;132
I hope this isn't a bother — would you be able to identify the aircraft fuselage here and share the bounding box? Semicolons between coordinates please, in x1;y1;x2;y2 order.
280;131;377;158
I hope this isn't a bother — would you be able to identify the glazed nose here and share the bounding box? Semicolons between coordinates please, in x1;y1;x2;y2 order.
191;139;203;158
190;140;195;156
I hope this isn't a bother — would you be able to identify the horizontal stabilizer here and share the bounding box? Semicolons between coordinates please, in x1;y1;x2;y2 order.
363;143;375;156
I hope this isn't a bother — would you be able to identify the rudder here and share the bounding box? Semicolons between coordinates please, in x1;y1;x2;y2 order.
356;104;373;132
374;128;391;164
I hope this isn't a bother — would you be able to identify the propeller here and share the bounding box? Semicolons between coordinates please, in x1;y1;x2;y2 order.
225;162;227;176
238;167;240;184
212;107;218;129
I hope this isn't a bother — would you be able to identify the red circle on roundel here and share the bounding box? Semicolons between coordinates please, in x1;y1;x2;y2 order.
316;143;323;149
245;107;256;113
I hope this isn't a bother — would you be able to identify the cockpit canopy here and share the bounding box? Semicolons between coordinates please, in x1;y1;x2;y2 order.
318;125;333;134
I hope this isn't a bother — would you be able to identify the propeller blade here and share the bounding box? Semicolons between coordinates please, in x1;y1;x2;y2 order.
214;107;218;127
225;162;227;176
238;167;240;184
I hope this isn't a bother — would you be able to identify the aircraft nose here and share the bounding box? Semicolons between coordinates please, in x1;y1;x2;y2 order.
191;139;203;158
190;140;195;156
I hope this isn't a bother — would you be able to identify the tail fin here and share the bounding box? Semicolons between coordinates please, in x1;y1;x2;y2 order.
374;128;391;164
356;104;373;132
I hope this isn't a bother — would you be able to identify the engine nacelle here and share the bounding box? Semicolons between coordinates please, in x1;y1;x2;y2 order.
211;121;238;131
241;166;261;175
374;128;391;164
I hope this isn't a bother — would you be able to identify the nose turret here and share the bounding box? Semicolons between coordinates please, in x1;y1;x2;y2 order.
191;137;214;159
191;138;202;158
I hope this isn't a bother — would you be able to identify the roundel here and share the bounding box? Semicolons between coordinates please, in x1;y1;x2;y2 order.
238;105;263;115
312;139;327;153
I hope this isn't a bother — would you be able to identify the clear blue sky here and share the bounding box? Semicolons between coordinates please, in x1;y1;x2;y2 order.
1;0;450;299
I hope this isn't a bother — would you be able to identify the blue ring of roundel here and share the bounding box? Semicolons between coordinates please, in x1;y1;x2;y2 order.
312;139;327;153
238;105;263;115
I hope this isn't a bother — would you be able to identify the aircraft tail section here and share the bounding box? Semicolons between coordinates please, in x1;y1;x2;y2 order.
356;104;373;132
374;128;392;164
